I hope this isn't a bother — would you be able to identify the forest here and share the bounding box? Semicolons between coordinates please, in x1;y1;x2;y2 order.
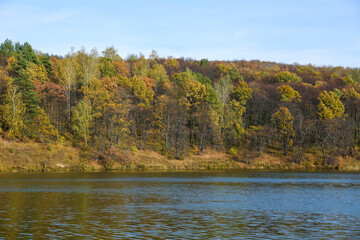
1;39;360;169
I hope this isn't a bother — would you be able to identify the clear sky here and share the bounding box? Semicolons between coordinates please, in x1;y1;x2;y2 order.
0;0;359;67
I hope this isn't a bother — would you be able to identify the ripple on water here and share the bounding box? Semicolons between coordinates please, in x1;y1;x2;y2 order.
0;171;359;239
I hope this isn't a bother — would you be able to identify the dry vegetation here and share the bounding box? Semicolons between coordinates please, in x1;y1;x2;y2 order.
1;137;359;172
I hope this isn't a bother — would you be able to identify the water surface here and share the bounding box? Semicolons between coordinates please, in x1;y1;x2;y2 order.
0;171;359;239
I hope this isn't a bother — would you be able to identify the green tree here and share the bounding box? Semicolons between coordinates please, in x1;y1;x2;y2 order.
73;98;92;146
225;81;252;147
0;39;15;59
14;42;39;65
11;53;40;119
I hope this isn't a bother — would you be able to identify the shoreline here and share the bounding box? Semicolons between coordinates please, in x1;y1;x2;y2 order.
0;166;358;174
1;138;359;173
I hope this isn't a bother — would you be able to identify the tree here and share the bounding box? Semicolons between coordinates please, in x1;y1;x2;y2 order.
318;90;344;120
149;50;159;61
132;54;150;77
280;85;301;102
38;53;53;76
271;107;294;155
35;82;66;131
224;81;252;147
277;71;302;83
102;46;120;61
107;90;130;150
1;84;25;138
0;39;15;63
26;62;49;85
76;48;99;85
10;53;40;119
215;75;233;133
119;76;154;150
72;98;92;146
217;64;243;82
317;90;345;164
59;51;77;126
149;63;168;96
15;42;39;65
170;71;214;151
35;107;59;145
296;65;321;83
342;87;360;144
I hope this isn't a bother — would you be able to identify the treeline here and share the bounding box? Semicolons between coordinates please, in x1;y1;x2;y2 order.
0;39;360;165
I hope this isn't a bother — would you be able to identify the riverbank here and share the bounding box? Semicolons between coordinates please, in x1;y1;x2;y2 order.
1;138;360;172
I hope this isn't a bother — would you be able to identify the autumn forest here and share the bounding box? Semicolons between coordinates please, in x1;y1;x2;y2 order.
1;39;360;169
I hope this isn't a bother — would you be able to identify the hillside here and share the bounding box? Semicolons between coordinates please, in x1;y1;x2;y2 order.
1;39;360;171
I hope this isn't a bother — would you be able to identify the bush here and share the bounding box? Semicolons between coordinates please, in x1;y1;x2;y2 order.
229;147;238;156
138;164;146;170
131;146;138;154
8;147;14;153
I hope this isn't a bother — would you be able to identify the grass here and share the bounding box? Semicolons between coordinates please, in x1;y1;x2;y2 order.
0;137;359;172
0;138;87;172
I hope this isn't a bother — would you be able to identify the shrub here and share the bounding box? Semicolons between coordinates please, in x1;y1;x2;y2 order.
131;146;138;154
229;147;238;156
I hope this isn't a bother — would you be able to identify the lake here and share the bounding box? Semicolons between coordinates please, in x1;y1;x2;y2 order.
0;171;359;239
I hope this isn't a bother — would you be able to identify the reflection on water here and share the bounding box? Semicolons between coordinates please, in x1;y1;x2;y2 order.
0;171;359;239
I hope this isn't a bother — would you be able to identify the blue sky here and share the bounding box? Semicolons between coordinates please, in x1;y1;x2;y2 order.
0;0;359;67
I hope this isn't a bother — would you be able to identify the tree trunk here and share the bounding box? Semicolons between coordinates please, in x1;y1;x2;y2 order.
165;114;169;154
84;126;87;146
66;87;71;127
321;143;326;165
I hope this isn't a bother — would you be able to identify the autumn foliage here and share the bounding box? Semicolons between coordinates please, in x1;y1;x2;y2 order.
0;39;359;165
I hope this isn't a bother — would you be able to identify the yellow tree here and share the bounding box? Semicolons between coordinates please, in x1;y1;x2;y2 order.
1;84;26;138
119;76;154;150
83;77;108;147
271;107;294;155
107;87;130;150
0;65;13;134
280;85;301;102
277;71;302;83
226;81;252;146
149;63;168;95
35;107;59;147
26;62;49;86
317;90;345;164
318;90;344;120
82;76;130;149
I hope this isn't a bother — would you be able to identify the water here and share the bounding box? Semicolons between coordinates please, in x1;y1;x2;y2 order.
0;171;359;239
